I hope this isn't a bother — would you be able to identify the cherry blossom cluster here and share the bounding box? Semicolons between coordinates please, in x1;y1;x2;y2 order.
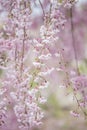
0;0;48;129
39;0;87;118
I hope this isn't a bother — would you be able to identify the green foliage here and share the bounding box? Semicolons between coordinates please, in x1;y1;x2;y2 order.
0;69;3;76
58;0;63;3
42;93;64;118
79;62;87;74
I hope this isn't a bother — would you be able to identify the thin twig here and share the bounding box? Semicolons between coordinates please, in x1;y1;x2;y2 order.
72;87;87;118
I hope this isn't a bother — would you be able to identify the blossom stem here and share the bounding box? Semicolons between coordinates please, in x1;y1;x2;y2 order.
15;43;17;70
21;30;25;75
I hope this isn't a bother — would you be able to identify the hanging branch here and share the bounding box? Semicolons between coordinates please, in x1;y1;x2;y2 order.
69;6;87;118
70;7;80;75
48;2;52;23
38;0;45;17
20;1;27;77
